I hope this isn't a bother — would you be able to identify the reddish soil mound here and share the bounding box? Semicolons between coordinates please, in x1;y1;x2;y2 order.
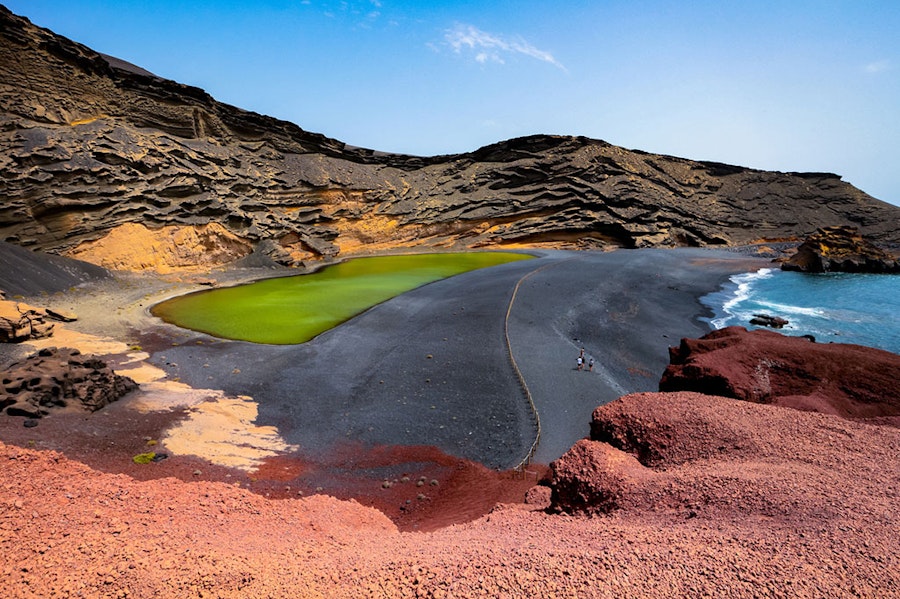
659;326;900;422
551;390;899;525
4;391;900;597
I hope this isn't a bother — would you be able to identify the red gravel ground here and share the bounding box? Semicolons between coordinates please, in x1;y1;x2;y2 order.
0;403;542;534
2;390;899;598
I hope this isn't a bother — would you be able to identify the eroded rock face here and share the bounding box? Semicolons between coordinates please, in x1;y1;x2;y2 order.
66;222;254;272
1;347;137;418
781;225;900;273
659;326;900;421
3;6;900;270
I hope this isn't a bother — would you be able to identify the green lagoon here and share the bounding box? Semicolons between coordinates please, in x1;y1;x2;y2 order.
152;252;533;344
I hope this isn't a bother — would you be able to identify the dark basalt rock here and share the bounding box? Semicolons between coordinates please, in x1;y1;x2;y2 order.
781;225;900;273
2;6;900;266
1;347;138;418
749;314;789;329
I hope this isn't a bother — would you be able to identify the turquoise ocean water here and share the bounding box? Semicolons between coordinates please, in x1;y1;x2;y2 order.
701;268;900;355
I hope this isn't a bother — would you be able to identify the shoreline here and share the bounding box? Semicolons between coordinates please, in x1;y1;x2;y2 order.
1;247;770;527
506;248;770;463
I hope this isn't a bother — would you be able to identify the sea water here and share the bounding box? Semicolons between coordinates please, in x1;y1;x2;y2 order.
701;268;900;355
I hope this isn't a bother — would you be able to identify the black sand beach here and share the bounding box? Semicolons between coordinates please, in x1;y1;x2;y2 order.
2;246;770;472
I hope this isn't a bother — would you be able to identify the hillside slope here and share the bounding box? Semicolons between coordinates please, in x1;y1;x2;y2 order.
2;6;899;270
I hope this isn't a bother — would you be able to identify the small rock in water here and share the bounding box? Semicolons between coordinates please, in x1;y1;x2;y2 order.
749;314;789;329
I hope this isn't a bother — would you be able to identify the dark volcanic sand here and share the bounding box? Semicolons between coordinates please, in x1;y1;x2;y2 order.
1;248;768;530
146;249;768;468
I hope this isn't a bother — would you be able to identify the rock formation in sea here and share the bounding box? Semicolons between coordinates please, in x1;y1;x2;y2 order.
3;6;900;273
781;225;900;273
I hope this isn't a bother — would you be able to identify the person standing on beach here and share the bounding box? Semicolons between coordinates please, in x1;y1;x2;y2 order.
588;357;594;372
576;356;583;370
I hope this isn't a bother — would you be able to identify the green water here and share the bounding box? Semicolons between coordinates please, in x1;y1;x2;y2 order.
152;252;533;344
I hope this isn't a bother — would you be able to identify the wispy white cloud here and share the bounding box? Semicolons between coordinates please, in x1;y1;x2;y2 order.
864;59;891;74
322;1;382;24
444;23;567;72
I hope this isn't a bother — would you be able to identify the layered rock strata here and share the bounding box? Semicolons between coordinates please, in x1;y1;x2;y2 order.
3;6;900;271
0;297;60;342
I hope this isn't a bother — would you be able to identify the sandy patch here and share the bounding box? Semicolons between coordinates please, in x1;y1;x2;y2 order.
65;222;253;273
159;395;299;471
24;325;133;356
22;319;297;471
114;361;168;384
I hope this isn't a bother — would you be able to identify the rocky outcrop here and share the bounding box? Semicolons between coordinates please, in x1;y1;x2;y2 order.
781;225;900;273
0;291;80;343
1;347;137;418
548;343;900;514
0;299;56;342
659;326;900;421
3;7;900;271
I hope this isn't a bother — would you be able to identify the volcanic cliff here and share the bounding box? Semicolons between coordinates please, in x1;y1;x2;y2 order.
3;5;899;272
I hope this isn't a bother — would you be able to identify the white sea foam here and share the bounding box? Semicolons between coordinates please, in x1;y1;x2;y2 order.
708;268;774;329
703;267;900;354
756;300;828;319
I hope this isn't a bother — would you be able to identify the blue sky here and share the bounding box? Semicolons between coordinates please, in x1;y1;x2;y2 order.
6;1;900;206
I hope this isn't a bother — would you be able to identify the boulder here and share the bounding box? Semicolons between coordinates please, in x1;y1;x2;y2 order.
659;326;900;421
781;225;900;273
1;347;138;418
748;314;788;329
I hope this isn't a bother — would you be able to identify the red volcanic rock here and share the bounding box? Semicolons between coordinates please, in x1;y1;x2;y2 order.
548;438;655;515
659;326;900;421
588;391;763;467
